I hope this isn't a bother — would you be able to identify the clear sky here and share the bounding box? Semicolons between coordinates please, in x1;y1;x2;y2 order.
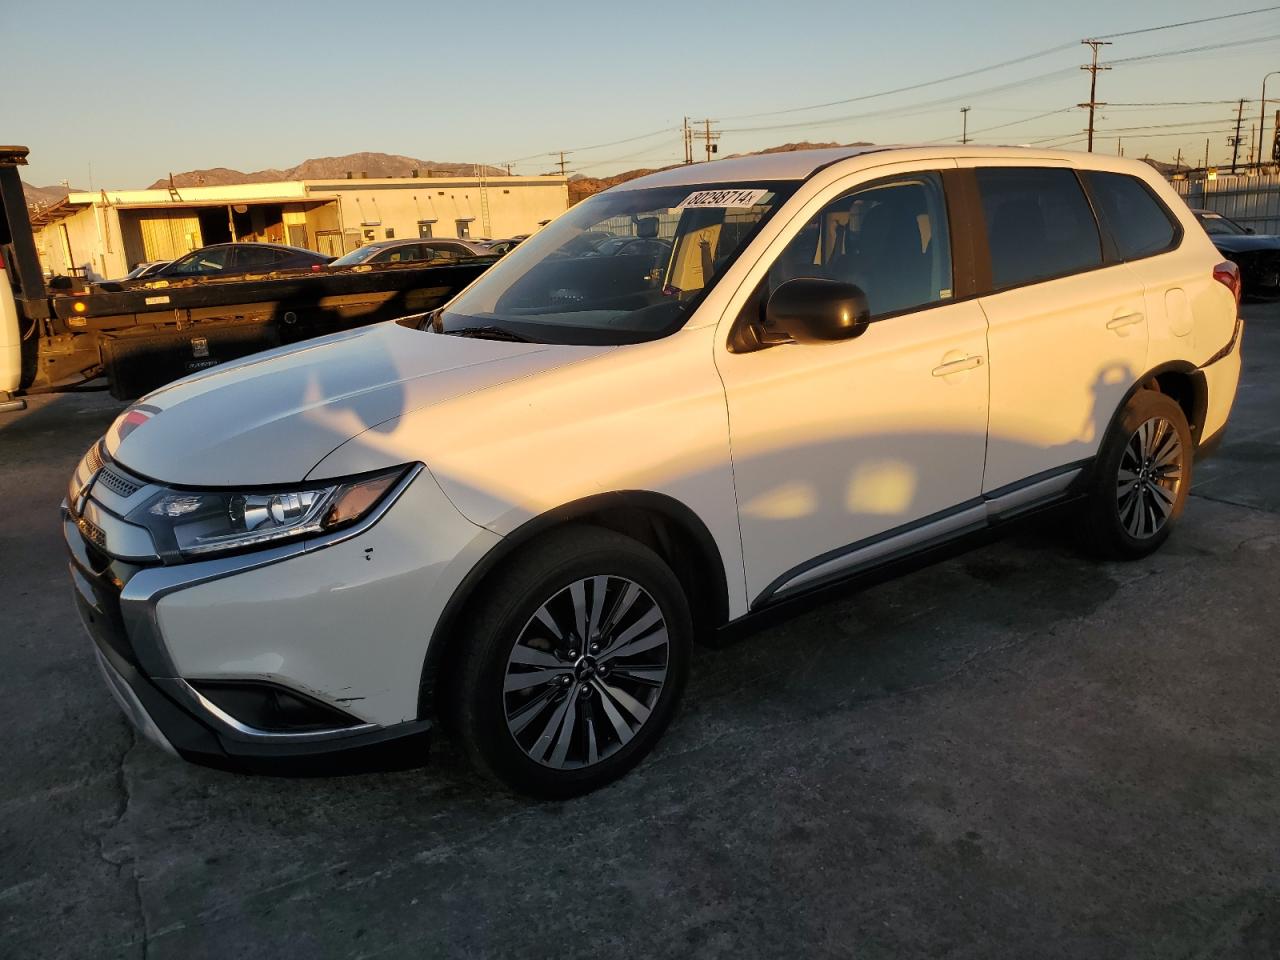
5;0;1280;188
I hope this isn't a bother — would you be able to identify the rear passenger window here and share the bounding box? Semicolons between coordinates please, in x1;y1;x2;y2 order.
1082;171;1179;260
977;168;1102;290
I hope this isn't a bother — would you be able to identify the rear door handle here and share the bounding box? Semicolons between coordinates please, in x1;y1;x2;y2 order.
932;355;984;376
1107;311;1145;331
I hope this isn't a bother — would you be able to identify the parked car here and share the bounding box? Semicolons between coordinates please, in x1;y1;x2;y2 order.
477;237;525;256
328;238;493;268
1193;209;1280;298
66;146;1242;798
145;243;332;280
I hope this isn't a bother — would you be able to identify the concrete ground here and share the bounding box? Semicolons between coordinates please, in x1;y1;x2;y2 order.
1;304;1277;960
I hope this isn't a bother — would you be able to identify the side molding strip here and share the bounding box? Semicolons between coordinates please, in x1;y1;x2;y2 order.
752;460;1092;609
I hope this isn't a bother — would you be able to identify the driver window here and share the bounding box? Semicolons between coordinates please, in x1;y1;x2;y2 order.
768;172;953;319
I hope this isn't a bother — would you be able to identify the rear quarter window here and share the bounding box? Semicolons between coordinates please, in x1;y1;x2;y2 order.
976;167;1103;291
1082;171;1180;260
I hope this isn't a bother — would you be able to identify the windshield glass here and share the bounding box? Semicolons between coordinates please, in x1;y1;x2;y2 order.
436;181;796;344
330;246;382;267
1199;213;1247;237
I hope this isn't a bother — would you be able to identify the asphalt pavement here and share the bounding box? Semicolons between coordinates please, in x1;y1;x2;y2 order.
1;304;1278;959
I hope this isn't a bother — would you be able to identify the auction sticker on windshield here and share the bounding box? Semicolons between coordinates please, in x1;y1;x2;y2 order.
675;188;769;209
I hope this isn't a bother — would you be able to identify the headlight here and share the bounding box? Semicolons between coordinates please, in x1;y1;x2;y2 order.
134;466;409;559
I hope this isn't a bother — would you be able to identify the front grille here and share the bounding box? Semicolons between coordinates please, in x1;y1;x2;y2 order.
96;467;140;499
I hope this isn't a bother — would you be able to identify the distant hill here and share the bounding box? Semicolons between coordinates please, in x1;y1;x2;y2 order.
148;152;507;189
22;181;82;209
566;141;873;204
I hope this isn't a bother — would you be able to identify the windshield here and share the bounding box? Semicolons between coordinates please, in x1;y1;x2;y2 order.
330;246;382;267
436;181;796;344
1199;213;1247;237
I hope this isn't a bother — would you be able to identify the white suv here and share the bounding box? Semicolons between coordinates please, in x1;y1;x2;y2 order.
65;146;1242;796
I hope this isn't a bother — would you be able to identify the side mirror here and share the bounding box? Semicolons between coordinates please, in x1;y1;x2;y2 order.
765;277;870;344
1246;226;1256;234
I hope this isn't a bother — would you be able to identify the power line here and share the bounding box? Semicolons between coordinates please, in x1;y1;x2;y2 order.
499;11;1280;180
719;7;1280;125
1105;99;1243;106
507;127;677;165
1095;5;1280;39
924;106;1077;143
719;66;1080;135
1109;33;1280;65
720;42;1078;121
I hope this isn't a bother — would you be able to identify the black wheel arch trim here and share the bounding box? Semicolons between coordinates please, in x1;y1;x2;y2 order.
417;489;730;720
1101;359;1208;453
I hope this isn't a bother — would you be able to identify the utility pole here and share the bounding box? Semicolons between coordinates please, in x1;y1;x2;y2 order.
682;117;693;164
1079;39;1111;153
1205;138;1211;172
697;119;720;162
1230;98;1247;173
960;106;971;145
1117;137;1123;157
1174;147;1183;173
553;151;569;177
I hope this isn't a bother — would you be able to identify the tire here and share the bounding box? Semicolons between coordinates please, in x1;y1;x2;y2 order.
1081;389;1192;559
445;525;692;799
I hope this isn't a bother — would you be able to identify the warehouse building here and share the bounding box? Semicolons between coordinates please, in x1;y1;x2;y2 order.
30;172;568;279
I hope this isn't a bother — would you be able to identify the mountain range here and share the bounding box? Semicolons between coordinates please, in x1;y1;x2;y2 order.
144;152;508;189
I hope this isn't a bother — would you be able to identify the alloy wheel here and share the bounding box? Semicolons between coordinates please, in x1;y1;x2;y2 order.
1116;415;1184;540
503;576;670;769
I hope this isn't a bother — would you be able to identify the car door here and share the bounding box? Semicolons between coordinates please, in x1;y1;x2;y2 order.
960;162;1149;493
1078;169;1193;369
716;167;992;606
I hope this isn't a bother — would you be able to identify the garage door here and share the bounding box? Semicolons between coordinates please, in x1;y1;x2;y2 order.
138;212;202;262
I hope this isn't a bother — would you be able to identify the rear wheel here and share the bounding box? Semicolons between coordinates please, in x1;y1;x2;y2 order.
446;525;692;798
1081;389;1192;559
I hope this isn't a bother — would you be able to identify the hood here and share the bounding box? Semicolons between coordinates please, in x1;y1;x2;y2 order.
105;322;600;486
1209;233;1280;254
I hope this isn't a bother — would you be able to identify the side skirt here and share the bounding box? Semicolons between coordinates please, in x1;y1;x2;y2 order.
747;459;1092;612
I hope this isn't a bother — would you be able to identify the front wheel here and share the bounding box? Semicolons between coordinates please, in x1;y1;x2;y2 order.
1081;389;1192;559
445;525;692;798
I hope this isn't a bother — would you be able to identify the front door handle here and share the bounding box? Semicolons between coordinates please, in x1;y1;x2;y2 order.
932;355;984;377
1107;311;1145;332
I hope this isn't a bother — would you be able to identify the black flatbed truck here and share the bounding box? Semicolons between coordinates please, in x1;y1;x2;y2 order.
1;146;493;404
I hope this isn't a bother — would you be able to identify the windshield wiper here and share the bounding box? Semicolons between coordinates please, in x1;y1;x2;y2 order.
439;324;535;343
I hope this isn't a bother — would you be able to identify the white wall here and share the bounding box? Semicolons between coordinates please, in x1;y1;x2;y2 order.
310;177;568;243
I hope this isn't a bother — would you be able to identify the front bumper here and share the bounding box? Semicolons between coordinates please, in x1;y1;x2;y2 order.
62;452;497;767
66;508;432;767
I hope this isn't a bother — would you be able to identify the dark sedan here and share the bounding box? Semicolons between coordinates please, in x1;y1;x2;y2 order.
328;238;493;267
147;242;332;280
1194;209;1280;299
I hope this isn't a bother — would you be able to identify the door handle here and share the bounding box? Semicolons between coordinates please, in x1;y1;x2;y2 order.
1107;311;1144;331
932;355;984;376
